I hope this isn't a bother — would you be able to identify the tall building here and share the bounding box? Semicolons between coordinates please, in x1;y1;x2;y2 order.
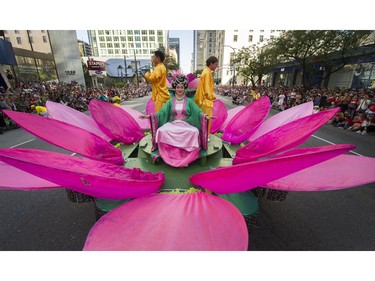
88;30;169;60
0;30;85;86
194;29;283;85
168;37;180;64
78;39;93;57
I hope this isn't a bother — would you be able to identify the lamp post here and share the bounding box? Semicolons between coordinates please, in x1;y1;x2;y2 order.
134;50;139;88
124;55;127;84
117;65;123;80
224;45;237;87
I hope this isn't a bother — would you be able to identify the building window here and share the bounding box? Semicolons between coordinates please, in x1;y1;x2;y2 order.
249;30;253;32
233;35;238;42
113;36;119;41
105;30;110;35
248;35;253;42
43;36;47;43
15;30;20;34
134;30;140;35
142;30;147;35
270;35;274;39
5;37;10;41
107;43;113;48
120;36;126;41
121;43;127;48
41;30;46;33
271;30;275;33
100;43;105;48
128;36;133;41
99;36;105;41
29;36;34;43
158;36;163;42
149;36;155;41
122;49;127;54
149;30;155;35
142;36;148;41
108;49;114;54
259;35;264;42
127;30;133;35
136;43;141;48
234;30;238;32
98;30;104;35
115;49;120;54
106;36;111;41
143;49;148;54
129;43;134;48
135;36;141;41
260;30;264;32
16;37;22;44
114;43;120;48
157;30;163;36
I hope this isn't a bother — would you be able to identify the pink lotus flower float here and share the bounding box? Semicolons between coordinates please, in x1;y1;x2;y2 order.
0;97;374;251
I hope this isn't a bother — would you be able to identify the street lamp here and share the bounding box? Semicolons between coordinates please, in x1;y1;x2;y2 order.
124;56;128;84
117;65;123;79
224;45;237;87
134;50;139;89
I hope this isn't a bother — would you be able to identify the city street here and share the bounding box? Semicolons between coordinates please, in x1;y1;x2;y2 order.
0;95;374;251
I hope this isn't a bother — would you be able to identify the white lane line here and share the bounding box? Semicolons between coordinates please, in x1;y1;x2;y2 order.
312;134;364;156
10;139;35;148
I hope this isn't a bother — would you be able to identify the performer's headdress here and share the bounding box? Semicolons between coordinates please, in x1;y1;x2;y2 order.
171;74;188;89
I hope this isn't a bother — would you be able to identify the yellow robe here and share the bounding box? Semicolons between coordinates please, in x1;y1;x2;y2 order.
145;62;169;112
194;66;216;134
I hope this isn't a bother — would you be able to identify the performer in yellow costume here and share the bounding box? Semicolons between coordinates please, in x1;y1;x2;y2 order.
194;56;218;136
31;105;48;116
145;51;170;112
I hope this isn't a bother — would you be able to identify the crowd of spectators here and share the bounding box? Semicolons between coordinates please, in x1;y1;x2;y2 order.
215;84;375;136
0;81;151;134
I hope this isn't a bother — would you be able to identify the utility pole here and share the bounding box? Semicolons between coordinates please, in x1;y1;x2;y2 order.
134;50;139;88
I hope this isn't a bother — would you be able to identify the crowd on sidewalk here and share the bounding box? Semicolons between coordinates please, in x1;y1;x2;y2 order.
215;84;375;136
0;81;151;134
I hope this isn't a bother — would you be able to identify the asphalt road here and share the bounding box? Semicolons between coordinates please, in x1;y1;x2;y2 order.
0;95;374;251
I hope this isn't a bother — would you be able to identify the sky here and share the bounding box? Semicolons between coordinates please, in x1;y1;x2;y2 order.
76;30;193;74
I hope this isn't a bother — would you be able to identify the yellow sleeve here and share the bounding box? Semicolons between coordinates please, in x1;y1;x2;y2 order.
145;65;162;83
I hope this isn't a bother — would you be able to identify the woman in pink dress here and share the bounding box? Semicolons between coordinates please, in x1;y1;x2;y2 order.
140;75;214;167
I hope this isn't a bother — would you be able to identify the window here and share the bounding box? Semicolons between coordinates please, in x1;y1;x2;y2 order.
15;30;20;34
249;30;253;32
114;43;120;48
105;30;110;35
5;37;10;41
248;35;253;42
128;36;133;41
122;49;127;54
149;36;155;41
142;36;148;41
127;30;133;35
142;30;147;35
108;49;114;54
149;30;155;35
129;43;134;48
233;35;238;42
42;36;47;42
29;36;34;43
115;49;120;54
98;30;104;35
134;30;140;35
143;49;148;54
99;36;105;41
270;35;274;39
234;30;238;32
41;30;46;33
113;36;119;41
16;37;22;44
158;36;163;42
135;36;141;41
120;36;126;41
157;30;162;36
260;30;264;32
106;36;111;41
100;43;106;48
121;43;127;48
271;30;275;33
136;43;141;48
107;43;113;48
259;35;264;42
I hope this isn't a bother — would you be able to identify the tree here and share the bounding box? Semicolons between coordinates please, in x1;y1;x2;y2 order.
233;44;279;87
158;46;179;73
269;30;373;89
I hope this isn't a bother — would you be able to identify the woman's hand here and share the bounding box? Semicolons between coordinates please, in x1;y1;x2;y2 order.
205;115;216;120
139;114;150;119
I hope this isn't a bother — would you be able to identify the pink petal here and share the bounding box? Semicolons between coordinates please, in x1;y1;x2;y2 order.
234;107;340;164
188;78;200;89
222;96;271;144
264;155;375;191
0;148;164;200
221;106;245;131
249;101;314;141
145;98;156;114
89;99;144;144
84;192;248;250
3;110;123;165
0;161;60;190
46;101;112;142
119;106;150;130
210;100;228;134
190;144;354;194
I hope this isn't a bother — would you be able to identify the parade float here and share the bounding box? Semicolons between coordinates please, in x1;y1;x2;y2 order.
0;77;375;250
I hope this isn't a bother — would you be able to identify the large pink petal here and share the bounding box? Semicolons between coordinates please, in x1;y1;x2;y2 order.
188;77;200;89
234;107;340;164
46;101;112;142
190;144;354;194
249;101;314;141
83;192;248;250
3;110;123;165
0;148;164;200
186;73;195;84
210;100;228;134
222;96;271;144
119;106;150;130
145;98;156;114
264;155;375;191
0;161;60;190
220;106;245;131
89;99;144;144
166;79;172;88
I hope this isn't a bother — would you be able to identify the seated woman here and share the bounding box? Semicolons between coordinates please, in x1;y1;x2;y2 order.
140;75;214;167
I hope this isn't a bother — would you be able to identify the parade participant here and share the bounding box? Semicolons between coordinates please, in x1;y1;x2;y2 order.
140;75;214;167
31;104;48;116
145;50;169;112
194;56;218;137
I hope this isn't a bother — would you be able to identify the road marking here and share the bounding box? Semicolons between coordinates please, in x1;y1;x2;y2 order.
312;134;363;156
10;139;35;148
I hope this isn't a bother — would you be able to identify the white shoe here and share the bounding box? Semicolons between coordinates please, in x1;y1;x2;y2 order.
362;131;367;135
356;130;361;134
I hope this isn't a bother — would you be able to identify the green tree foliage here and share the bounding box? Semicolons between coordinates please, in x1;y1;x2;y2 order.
268;30;373;89
233;45;279;87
